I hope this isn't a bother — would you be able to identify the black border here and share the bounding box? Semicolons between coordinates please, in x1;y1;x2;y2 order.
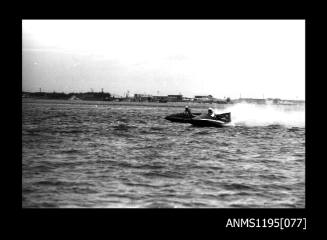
12;16;316;234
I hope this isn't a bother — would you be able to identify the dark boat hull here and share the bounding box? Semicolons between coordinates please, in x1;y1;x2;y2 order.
190;112;232;127
190;119;228;127
165;112;201;123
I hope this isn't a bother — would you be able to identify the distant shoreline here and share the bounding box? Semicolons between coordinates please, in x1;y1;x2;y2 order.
22;98;228;109
22;98;305;110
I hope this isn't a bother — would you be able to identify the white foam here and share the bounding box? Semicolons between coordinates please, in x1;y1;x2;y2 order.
214;103;305;127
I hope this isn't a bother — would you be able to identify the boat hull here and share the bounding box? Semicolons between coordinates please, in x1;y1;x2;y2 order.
165;112;201;123
190;112;232;127
190;119;227;127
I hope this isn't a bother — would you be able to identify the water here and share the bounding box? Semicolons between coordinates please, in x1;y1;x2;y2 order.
22;99;305;208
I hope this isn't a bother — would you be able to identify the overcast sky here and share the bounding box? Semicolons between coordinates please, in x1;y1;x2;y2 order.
22;20;305;100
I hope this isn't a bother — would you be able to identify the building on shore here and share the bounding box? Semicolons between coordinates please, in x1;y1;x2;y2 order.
134;94;153;102
213;98;229;104
194;95;213;103
167;95;183;102
182;97;193;102
152;96;168;103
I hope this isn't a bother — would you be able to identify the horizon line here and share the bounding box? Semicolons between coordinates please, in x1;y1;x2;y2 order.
21;90;305;101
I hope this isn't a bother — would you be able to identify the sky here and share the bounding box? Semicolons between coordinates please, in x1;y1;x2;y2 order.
22;20;305;100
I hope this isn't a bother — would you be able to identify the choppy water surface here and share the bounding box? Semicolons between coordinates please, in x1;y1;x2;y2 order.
22;99;305;208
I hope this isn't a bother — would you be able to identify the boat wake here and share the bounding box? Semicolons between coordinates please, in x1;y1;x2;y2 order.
214;103;305;128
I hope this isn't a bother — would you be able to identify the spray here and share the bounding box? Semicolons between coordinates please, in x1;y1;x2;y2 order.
213;103;305;127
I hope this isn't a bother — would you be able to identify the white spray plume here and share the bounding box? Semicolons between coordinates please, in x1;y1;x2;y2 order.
213;103;305;127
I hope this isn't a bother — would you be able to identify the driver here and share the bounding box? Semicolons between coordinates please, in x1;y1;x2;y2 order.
184;106;192;116
208;108;215;117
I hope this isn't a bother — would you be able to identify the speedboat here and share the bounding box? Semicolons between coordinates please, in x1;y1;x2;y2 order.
165;112;201;123
190;112;232;127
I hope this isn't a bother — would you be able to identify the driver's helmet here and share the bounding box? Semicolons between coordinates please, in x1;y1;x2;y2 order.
208;108;213;114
